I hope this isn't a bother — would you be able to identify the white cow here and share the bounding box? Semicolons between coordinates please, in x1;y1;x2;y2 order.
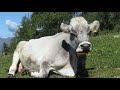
8;16;92;78
89;20;100;36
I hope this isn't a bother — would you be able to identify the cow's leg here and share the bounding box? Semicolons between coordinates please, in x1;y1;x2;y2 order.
8;51;20;78
58;64;75;77
30;61;50;78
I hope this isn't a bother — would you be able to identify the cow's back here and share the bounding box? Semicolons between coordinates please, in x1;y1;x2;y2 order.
22;32;70;57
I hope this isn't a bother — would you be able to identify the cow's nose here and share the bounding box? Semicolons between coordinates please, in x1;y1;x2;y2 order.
80;43;91;52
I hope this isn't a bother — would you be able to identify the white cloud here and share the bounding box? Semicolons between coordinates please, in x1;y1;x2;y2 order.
6;20;19;32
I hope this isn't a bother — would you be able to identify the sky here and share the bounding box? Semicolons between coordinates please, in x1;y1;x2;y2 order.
0;12;32;38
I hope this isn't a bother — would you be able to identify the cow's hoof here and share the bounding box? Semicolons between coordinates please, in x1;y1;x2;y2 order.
8;74;15;78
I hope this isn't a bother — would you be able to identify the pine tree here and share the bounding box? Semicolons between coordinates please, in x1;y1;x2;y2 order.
2;43;9;55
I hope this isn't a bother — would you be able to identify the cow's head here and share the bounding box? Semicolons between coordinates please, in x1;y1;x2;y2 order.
60;16;92;54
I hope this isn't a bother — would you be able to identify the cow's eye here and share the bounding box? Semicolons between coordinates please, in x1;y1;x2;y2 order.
71;33;77;37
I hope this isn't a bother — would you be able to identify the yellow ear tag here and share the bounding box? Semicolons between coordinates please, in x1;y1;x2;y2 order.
93;27;97;33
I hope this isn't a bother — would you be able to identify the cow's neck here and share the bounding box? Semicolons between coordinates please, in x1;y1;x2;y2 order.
60;32;78;74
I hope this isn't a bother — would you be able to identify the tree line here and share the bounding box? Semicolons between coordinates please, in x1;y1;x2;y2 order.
2;12;120;54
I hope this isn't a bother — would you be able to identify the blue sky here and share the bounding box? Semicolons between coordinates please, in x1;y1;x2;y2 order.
0;12;32;38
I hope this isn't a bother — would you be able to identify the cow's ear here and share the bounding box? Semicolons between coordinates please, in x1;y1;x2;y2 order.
60;23;70;33
60;23;77;36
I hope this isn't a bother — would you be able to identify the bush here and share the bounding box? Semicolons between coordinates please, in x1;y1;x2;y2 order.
113;24;120;32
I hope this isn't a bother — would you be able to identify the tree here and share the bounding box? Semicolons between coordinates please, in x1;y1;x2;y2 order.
30;12;72;37
82;12;120;32
8;37;18;53
2;43;9;55
15;12;72;40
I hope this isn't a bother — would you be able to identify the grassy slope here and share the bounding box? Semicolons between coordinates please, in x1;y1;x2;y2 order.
1;32;120;78
87;33;120;78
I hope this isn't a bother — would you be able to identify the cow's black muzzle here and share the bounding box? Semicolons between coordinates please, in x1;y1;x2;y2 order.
81;43;91;53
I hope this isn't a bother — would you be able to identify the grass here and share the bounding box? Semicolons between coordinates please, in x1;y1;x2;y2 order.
86;32;120;78
1;32;120;78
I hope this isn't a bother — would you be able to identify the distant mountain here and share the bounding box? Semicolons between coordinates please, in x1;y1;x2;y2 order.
0;37;12;53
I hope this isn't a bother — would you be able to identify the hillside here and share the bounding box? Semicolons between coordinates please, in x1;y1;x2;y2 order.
0;37;12;53
1;33;120;78
86;33;120;78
